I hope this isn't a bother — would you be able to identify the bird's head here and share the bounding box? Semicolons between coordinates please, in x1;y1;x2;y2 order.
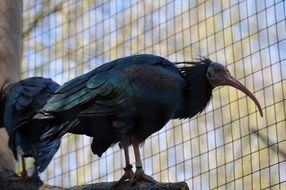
206;60;263;117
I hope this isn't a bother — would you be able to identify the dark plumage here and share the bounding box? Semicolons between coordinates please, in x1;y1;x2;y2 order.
0;77;60;179
36;54;262;183
40;55;192;152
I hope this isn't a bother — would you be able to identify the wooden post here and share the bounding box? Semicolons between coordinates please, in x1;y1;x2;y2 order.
0;0;22;171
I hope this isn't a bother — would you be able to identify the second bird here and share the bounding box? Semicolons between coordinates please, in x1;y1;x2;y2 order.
0;77;61;183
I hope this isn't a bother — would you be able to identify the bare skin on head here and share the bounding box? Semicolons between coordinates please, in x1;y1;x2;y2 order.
206;62;263;117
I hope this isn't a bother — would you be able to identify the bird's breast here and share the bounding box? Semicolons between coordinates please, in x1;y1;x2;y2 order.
123;64;185;118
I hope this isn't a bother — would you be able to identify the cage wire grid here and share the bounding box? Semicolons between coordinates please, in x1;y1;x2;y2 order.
21;0;286;189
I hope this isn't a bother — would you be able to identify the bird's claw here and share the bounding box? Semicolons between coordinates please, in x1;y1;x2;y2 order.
119;168;134;182
19;170;28;178
129;168;156;185
20;172;43;185
110;165;134;189
27;174;43;185
19;170;42;184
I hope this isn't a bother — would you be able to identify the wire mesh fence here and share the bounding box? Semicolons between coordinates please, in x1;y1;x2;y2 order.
21;0;286;189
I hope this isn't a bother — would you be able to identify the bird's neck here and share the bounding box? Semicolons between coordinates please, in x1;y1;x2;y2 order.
174;65;213;119
174;89;212;119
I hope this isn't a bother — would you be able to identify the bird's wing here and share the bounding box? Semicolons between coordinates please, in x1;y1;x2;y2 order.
41;119;80;141
43;54;176;115
43;68;135;119
40;68;135;141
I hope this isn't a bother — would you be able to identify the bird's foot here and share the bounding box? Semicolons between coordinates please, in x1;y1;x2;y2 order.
110;165;134;189
25;173;44;185
119;165;134;181
19;170;28;178
129;168;156;184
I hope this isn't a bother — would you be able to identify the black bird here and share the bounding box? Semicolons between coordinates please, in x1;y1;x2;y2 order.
0;77;61;182
36;54;263;184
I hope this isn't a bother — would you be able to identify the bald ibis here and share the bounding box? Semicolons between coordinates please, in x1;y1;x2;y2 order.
0;77;60;182
36;54;263;184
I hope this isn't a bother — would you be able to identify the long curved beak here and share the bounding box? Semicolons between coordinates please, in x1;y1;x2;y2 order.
226;76;263;117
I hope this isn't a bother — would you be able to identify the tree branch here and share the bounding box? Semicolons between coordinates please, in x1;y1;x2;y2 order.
0;168;189;190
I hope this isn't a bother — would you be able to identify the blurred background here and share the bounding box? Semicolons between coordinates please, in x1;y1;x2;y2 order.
20;0;286;189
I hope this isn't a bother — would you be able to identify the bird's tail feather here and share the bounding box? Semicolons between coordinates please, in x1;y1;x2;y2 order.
33;139;61;172
41;119;80;141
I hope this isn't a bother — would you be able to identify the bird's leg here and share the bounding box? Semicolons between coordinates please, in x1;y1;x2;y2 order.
119;138;134;181
129;135;156;184
111;138;134;189
123;140;134;179
28;166;43;184
19;156;28;178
